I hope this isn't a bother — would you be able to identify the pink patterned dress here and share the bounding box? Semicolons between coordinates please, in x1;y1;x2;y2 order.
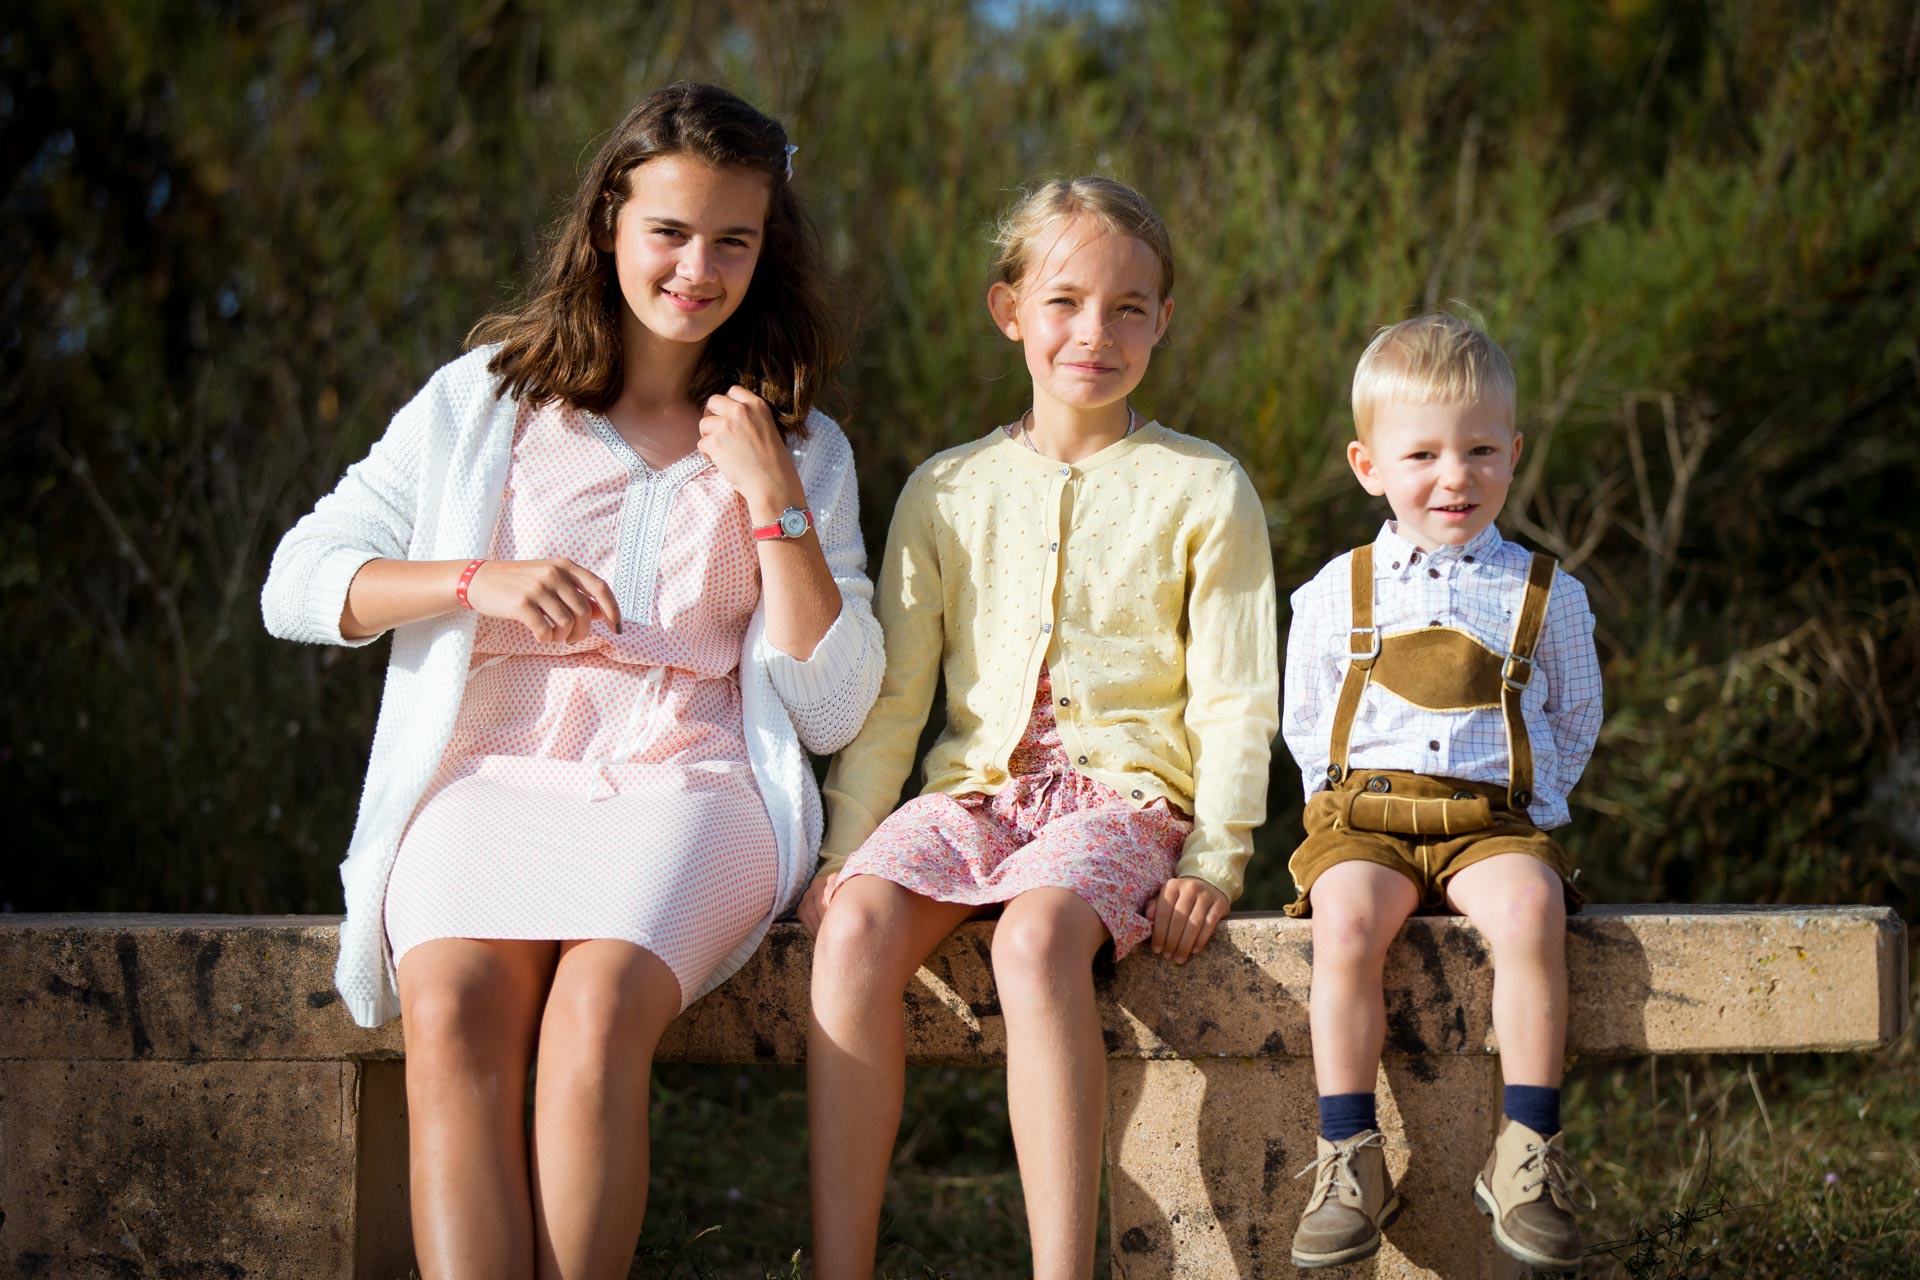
835;665;1193;958
384;402;778;1007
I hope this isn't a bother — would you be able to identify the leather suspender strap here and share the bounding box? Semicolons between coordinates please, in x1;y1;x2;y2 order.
1349;544;1374;641
1500;551;1557;812
1324;545;1378;785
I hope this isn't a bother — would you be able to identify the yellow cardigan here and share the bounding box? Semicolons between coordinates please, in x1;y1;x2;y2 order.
821;422;1279;899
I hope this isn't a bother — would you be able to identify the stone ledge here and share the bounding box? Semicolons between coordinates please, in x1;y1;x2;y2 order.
3;906;1905;1064
3;908;1906;1280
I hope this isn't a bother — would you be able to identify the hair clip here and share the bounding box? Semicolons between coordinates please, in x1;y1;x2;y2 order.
783;143;798;182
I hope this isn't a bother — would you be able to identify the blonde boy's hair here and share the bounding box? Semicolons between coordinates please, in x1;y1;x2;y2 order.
990;176;1175;300
1351;312;1516;443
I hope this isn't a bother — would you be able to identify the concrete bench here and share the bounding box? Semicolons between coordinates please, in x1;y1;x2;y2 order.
1;907;1906;1278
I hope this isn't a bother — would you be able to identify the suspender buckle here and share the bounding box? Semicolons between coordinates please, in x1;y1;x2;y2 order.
1501;653;1535;691
1348;627;1380;662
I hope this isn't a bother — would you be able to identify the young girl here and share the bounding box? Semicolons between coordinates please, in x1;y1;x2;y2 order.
261;82;883;1278
800;177;1279;1280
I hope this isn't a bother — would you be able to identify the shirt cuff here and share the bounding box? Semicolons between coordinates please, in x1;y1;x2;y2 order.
1174;844;1246;903
763;602;860;710
309;547;385;648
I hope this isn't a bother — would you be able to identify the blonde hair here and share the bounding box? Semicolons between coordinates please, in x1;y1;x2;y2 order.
990;176;1175;300
1351;312;1516;442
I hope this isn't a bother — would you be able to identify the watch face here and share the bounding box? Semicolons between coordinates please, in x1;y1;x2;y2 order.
779;509;809;538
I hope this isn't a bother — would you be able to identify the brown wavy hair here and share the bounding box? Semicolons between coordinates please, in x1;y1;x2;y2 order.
469;82;843;435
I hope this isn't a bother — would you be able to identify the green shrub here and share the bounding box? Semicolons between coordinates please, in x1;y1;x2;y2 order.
2;0;1914;917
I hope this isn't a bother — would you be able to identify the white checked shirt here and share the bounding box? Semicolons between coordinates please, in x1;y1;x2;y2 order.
1282;521;1603;830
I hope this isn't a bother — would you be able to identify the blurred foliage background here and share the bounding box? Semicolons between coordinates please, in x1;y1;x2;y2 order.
6;0;1916;917
4;0;1918;1274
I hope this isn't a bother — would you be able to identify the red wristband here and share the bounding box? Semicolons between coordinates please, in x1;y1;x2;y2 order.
455;559;486;609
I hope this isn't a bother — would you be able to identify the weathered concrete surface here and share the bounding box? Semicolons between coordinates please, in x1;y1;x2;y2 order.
0;914;401;1062
354;1059;413;1280
1562;905;1910;1054
1107;1056;1525;1280
1102;904;1909;1062
0;1059;363;1277
2;908;1902;1063
0;907;1906;1280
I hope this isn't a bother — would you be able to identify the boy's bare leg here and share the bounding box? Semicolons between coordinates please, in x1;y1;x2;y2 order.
992;887;1111;1280
1308;861;1421;1093
807;875;981;1280
1447;853;1586;1269
1444;854;1568;1087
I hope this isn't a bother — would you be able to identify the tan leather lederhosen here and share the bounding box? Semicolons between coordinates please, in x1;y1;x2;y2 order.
1284;545;1582;916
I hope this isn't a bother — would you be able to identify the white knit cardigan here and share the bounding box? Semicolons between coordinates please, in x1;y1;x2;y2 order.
261;347;884;1028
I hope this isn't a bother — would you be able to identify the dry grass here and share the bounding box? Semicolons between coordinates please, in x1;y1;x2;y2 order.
1570;971;1920;1278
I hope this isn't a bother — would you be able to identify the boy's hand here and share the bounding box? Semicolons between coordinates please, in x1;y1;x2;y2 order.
1147;876;1230;964
797;870;839;935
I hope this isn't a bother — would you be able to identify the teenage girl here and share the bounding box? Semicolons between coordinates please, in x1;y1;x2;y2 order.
799;176;1279;1280
261;82;882;1279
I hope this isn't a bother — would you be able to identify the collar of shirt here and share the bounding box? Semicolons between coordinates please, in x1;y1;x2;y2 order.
1372;520;1506;578
992;419;1166;476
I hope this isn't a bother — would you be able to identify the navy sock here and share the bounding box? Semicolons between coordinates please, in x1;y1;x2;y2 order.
1503;1084;1562;1136
1318;1092;1377;1142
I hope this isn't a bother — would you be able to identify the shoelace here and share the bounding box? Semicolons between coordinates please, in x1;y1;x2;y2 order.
1520;1138;1597;1211
1293;1131;1387;1201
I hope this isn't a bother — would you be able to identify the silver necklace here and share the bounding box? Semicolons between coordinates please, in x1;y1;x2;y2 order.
1017;404;1139;452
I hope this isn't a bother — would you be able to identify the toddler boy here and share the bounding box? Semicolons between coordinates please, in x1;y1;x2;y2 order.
1283;313;1602;1271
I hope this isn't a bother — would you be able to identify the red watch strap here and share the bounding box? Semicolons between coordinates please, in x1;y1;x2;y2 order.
751;507;813;540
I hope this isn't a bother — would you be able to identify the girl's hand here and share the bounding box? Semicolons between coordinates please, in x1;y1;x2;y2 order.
1147;876;1230;964
697;385;806;519
797;870;840;935
464;557;621;644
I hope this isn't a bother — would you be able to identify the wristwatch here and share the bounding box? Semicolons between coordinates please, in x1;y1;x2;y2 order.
751;506;814;541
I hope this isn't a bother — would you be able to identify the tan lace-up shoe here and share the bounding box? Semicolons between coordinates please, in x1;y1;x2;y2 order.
1472;1116;1594;1271
1290;1130;1401;1268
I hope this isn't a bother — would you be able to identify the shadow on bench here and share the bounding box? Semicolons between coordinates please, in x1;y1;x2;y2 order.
2;906;1906;1278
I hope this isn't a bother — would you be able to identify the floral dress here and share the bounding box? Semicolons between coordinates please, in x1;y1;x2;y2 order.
834;665;1192;957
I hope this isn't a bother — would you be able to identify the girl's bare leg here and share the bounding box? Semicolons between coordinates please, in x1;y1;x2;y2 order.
1307;862;1421;1095
1445;854;1569;1089
990;887;1112;1280
529;939;685;1280
808;876;980;1279
397;937;559;1280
